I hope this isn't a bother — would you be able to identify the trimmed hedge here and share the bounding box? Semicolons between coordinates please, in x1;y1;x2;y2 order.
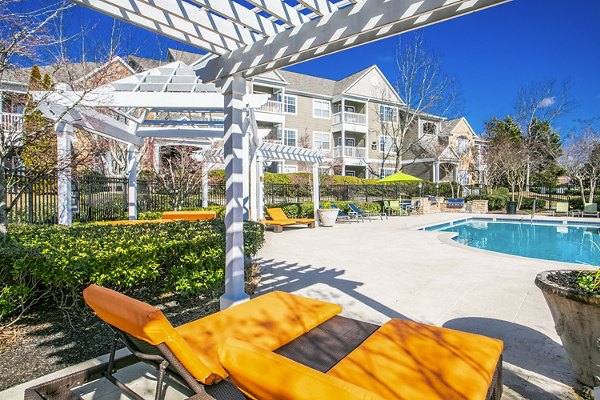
138;206;226;221
0;220;265;322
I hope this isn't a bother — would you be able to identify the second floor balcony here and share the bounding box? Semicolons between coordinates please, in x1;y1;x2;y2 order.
1;112;24;135
333;145;367;160
332;111;368;133
255;100;284;124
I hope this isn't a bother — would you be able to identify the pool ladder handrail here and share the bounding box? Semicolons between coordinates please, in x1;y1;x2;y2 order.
531;199;536;221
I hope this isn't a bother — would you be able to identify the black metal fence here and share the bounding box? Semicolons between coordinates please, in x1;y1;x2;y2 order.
5;171;598;225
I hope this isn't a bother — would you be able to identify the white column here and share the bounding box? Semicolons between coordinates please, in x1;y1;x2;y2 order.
220;75;249;310
249;141;258;221
312;163;320;226
242;114;250;220
341;98;346;176
202;164;209;208
126;143;140;220
56;122;72;226
153;141;161;173
257;152;265;221
435;162;440;183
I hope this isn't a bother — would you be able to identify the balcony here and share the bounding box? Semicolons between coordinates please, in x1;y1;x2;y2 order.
255;100;285;124
332;111;368;133
1;112;24;134
333;146;367;164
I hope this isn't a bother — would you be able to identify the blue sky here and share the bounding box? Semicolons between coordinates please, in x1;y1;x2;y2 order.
38;0;600;135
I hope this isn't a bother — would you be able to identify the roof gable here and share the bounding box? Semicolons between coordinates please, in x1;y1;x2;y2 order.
342;65;403;104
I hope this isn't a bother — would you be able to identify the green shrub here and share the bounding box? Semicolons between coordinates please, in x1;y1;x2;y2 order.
519;198;547;210
0;220;265;322
273;201;384;218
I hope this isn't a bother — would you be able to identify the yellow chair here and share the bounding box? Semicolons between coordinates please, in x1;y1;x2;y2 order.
265;208;316;230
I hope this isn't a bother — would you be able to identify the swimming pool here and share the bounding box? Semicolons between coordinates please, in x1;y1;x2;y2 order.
424;218;600;266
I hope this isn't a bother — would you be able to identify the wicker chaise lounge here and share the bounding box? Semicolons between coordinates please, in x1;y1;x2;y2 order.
26;285;504;400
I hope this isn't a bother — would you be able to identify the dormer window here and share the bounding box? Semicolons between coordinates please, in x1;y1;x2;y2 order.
422;121;437;135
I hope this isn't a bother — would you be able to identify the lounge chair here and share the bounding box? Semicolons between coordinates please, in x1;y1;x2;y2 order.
330;204;352;222
446;198;465;209
575;203;600;218
26;285;504;400
552;202;570;217
348;203;386;221
385;200;402;216
400;199;414;215
264;207;316;232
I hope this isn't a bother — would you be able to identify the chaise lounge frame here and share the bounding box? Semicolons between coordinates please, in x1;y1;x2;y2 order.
25;313;503;400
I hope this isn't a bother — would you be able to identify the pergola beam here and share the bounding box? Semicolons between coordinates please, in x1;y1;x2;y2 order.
296;0;338;16
137;127;223;138
71;0;232;54
245;0;309;27
186;0;284;37
196;0;510;82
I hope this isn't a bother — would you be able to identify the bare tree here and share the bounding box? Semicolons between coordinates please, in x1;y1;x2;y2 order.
560;127;600;203
485;136;528;207
370;34;461;177
514;79;571;187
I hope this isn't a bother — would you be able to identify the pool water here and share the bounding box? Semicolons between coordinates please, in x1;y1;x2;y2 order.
426;219;600;266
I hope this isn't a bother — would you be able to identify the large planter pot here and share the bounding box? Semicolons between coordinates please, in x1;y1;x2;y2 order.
317;209;339;227
535;270;600;387
506;201;517;214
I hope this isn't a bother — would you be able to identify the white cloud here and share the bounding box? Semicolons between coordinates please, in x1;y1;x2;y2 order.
538;97;555;107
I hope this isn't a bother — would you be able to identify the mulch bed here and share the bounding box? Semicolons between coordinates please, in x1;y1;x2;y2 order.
546;270;600;296
0;290;220;391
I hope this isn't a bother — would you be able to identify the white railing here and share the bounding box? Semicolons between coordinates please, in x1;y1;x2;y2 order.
263;138;283;145
259;100;283;114
333;146;367;159
1;112;24;133
332;111;367;125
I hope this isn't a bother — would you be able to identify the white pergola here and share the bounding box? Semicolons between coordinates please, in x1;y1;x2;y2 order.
62;0;510;309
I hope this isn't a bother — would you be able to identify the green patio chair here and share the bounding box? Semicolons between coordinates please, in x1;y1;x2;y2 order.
388;200;402;216
578;203;599;218
552;202;570;217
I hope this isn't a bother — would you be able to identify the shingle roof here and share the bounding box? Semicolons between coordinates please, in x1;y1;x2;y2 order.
441;118;462;134
333;66;373;93
278;70;336;97
167;49;203;65
2;62;106;85
127;55;165;72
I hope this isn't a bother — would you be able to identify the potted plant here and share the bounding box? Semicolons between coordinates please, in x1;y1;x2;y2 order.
317;207;339;227
535;269;600;389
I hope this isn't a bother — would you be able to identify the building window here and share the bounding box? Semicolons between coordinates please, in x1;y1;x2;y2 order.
313;131;331;151
335;137;356;147
380;168;395;178
283;129;297;147
379;135;395;153
421;121;437;136
379;105;398;123
345;170;356;177
457;169;469;185
456;136;470;155
313;99;331;119
283;164;298;173
283;95;297;114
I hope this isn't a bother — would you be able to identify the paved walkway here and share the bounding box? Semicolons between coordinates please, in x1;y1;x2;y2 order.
256;212;584;400
3;212;588;399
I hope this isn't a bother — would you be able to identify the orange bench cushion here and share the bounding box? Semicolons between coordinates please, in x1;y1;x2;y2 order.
161;211;217;221
83;285;216;384
327;319;503;400
176;291;342;380
104;219;174;226
219;338;385;400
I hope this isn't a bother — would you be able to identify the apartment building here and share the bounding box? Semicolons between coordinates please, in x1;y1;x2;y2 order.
248;65;483;183
1;50;484;184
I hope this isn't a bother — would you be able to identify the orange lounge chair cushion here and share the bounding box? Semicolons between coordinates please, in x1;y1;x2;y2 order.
176;291;342;380
218;338;385;400
262;219;296;226
161;211;217;221
266;208;315;224
83;285;216;384
327;319;504;400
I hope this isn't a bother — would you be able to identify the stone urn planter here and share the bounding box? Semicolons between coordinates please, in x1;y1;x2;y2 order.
535;270;600;388
317;208;339;227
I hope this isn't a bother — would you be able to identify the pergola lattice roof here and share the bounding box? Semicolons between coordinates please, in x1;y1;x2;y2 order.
72;0;510;82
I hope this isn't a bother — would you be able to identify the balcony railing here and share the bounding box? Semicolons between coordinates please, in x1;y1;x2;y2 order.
332;111;367;125
1;112;24;133
258;100;283;114
333;146;367;159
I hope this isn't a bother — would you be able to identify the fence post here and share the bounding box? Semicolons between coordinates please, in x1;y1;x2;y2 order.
365;184;368;203
28;180;34;223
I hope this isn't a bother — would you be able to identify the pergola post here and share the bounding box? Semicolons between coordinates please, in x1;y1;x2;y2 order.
220;74;250;309
56;122;72;226
127;143;140;220
242;115;250;220
312;163;320;226
202;164;209;208
256;152;264;221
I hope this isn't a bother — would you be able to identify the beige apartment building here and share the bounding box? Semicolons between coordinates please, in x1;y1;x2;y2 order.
248;65;484;184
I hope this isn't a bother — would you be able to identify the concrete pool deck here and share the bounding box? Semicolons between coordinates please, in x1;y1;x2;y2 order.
3;212;593;399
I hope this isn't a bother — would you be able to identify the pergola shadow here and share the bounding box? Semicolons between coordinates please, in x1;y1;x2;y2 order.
255;257;411;321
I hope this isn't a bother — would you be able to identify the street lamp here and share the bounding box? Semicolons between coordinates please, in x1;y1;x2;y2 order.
418;182;423;197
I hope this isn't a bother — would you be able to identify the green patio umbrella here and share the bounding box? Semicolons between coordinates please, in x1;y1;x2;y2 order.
378;171;422;183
